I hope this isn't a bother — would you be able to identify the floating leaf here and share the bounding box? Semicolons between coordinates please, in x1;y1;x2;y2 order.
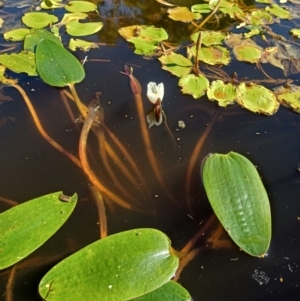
0;65;18;85
237;83;279;115
66;20;103;36
41;0;64;9
191;45;230;65
207;80;237;106
265;4;291;19
290;28;300;38
22;12;58;29
36;39;85;87
129;38;158;55
132;281;191;301
220;4;244;19
24;29;62;52
159;52;193;77
0;51;37;76
0;192;77;270
191;3;211;13
191;31;227;46
260;47;283;70
274;84;300;113
202;152;271;257
3;28;31;41
232;42;262;63
60;12;88;24
167;7;195;23
69;38;99;52
179;74;209;99
248;10;274;26
65;0;97;13
39;229;179;301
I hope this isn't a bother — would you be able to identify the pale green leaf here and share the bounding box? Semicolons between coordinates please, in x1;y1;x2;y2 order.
66;20;103;36
191;31;227;46
65;0;98;13
265;4;291;19
207;80;237;106
3;28;31;41
22;12;58;29
290;28;300;38
202;152;271;257
232;42;262;63
69;38;99;52
191;45;231;65
179;74;209;99
275;84;300;113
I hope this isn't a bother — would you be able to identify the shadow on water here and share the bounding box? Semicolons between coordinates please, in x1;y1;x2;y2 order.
0;0;300;300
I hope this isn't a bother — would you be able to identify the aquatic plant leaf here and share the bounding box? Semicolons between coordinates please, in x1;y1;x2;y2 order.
0;65;18;85
220;4;244;19
66;20;103;36
248;10;274;25
69;38;98;52
0;51;37;76
179;74;209;99
0;192;77;270
265;4;291;19
24;29;62;52
191;45;230;65
39;228;179;301
3;28;30;41
22;12;58;29
274;84;300;113
232;42;262;63
60;12;88;24
202;151;271;257
191;3;211;13
36;39;85;87
131;281;191;301
167;7;195;23
139;26;168;41
41;0;64;9
129;38;158;55
290;28;300;38
159;52;193;77
207;80;236;106
191;31;227;46
237;83;279;115
244;28;261;38
65;0;98;13
260;47;283;70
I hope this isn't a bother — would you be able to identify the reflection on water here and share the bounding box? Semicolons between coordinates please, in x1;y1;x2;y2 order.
0;0;300;300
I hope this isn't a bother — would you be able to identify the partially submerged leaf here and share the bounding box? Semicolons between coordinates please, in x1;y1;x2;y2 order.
237;83;279;115
36;39;85;87
0;192;77;269
22;12;58;29
202;152;271;257
0;51;37;76
207;80;237;106
66;20;103;36
167;7;195;23
131;281;191;301
178;74;209;99
159;52;193;77
39;229;179;301
65;0;98;13
60;12;88;25
3;28;31;41
69;38;99;52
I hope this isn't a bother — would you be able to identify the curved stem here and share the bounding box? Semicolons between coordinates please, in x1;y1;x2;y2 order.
12;84;81;168
68;84;88;118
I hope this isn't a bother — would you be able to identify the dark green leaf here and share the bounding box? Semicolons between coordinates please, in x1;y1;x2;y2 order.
36;39;85;87
39;229;179;301
0;192;77;270
202;152;271;257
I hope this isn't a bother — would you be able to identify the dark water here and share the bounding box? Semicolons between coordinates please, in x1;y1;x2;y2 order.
0;0;300;300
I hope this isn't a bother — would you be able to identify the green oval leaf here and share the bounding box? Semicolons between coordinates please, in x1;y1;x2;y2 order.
36;39;85;87
202;152;271;257
131;281;191;301
22;12;58;29
3;28;31;41
39;228;179;301
65;0;98;13
66;20;103;36
0;192;77;270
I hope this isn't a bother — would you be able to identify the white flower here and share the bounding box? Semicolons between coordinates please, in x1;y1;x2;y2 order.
147;82;164;104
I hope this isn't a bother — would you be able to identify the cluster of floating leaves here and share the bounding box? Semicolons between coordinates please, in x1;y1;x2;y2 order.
118;0;300;116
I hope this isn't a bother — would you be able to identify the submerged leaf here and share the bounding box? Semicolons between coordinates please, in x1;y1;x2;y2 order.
237;83;279;115
207;80;236;106
179;74;209;99
0;51;37;76
202;152;271;257
159;52;193;77
39;229;179;301
36;39;85;87
0;192;77;269
22;12;58;29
